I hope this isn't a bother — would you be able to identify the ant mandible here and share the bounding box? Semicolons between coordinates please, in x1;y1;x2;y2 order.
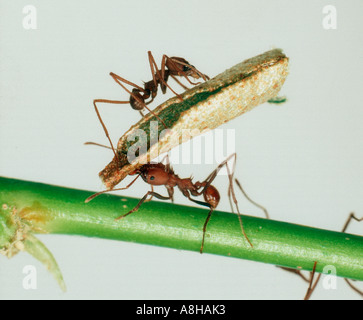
86;153;254;253
92;52;209;152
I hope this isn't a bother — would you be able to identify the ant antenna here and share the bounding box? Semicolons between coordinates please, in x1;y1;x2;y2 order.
85;175;140;203
84;141;112;150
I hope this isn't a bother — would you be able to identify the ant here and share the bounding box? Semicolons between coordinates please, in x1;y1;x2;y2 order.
86;152;265;253
119;51;210;113
92;52;209;152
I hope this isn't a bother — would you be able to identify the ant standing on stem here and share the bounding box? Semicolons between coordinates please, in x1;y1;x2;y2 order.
86;152;270;253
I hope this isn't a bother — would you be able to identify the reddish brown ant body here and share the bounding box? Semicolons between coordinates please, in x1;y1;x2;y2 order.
92;52;209;151
122;52;209;114
114;51;209;115
86;153;253;253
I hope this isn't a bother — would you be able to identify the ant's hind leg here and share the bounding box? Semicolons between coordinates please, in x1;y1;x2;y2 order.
109;72;150;110
234;178;270;219
109;72;148;97
223;157;253;248
148;51;183;101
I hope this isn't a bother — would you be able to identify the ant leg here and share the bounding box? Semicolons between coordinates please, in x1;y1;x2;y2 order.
341;213;363;297
85;174;141;203
341;212;363;233
116;190;172;220
196;153;238;193
148;52;183;101
304;261;321;300
223;157;253;248
144;186;154;203
147;51;161;89
194;153;253;247
109;72;146;93
234;178;270;219
170;74;189;91
185;194;214;253
279;263;321;299
109;72;151;109
201;208;213;254
344;279;363;297
278;267;310;283
110;71;168;128
166;185;174;203
93;99;130;159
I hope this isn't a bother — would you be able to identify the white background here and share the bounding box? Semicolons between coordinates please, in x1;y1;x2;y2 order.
0;0;362;300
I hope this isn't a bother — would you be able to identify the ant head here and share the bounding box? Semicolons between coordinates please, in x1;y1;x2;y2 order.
169;57;201;80
139;164;170;186
184;64;202;79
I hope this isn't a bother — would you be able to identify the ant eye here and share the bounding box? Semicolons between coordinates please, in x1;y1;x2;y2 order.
183;65;191;72
143;168;169;186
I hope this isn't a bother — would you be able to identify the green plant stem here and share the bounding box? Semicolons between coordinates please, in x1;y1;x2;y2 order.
1;176;362;283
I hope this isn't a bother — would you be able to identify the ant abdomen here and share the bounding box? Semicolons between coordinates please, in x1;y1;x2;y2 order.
130;89;148;111
203;185;220;209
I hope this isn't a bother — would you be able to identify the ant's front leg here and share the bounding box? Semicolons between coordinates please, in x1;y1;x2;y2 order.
93;98;130;159
184;193;215;254
200;208;214;254
144;186;154;203
115;190;172;220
